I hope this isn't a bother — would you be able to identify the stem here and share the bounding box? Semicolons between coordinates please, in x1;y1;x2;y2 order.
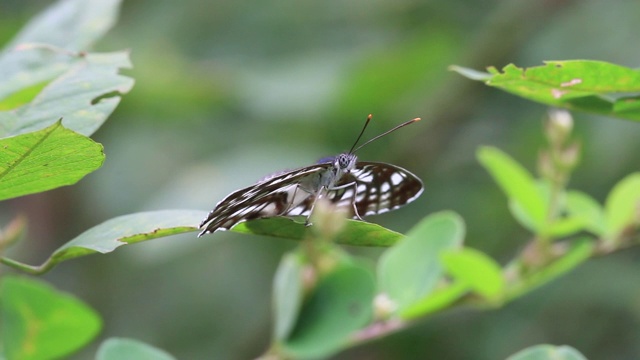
0;256;48;275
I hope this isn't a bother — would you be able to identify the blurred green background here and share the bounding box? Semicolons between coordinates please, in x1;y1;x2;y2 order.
2;0;640;359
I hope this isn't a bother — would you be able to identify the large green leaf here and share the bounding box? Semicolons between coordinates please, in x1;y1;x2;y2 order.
0;276;101;360
378;211;465;311
0;0;123;103
282;263;375;359
1;210;206;274
452;61;640;121
0;121;104;201
231;217;403;247
96;338;176;360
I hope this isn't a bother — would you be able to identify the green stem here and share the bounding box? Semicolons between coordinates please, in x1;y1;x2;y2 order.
1;256;49;275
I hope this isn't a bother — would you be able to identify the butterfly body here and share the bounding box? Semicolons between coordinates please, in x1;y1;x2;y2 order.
198;116;423;237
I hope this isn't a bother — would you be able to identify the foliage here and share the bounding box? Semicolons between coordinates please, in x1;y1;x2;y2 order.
451;62;640;121
1;0;640;359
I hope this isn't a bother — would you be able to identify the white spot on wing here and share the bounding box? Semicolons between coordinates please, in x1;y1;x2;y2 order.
390;172;404;185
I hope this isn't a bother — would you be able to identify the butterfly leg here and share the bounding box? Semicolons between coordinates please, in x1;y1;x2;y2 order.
304;186;328;226
348;182;364;221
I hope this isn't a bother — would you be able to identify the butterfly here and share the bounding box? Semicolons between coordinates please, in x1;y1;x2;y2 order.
198;114;424;237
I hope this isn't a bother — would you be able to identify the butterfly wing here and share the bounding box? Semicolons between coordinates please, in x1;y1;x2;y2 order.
198;165;329;236
328;161;424;217
279;161;424;219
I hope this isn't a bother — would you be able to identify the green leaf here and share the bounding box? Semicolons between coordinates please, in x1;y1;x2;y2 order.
478;146;546;231
506;344;588;360
282;263;375;359
1;210;206;274
0;51;134;138
453;61;640;121
399;282;468;320
0;0;123;103
1;276;101;360
565;191;605;236
604;172;640;241
506;237;594;301
231;217;403;247
96;338;176;360
511;187;604;238
0;81;49;111
273;252;306;341
0;121;104;201
441;248;505;302
378;211;465;311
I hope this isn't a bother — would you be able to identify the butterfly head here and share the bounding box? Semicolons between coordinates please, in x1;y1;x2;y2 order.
335;153;357;173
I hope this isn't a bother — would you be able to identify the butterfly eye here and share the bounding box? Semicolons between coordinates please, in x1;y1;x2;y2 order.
336;154;353;170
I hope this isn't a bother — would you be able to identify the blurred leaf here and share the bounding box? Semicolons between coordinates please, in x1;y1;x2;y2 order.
231;217;403;247
273;252;306;341
377;211;465;311
0;121;104;201
453;61;640;121
506;237;594;300
0;0;123;102
0;81;49;111
441;247;505;302
478;146;546;231
603;172;640;241
506;344;588;360
1;210;206;274
511;186;605;238
448;65;492;81
282;263;375;359
566;191;606;236
96;338;176;360
399;282;468;320
1;276;101;360
0;51;134;137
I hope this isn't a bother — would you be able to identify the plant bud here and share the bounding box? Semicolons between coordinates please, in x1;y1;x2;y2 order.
545;109;573;146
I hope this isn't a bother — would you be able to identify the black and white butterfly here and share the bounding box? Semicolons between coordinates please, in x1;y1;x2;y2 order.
198;115;424;237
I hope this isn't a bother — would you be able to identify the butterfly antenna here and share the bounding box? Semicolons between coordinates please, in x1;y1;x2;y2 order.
348;114;373;154
352;117;421;153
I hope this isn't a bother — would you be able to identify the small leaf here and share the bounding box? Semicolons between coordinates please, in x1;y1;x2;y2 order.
506;344;588;360
273;252;305;341
399;282;468;320
231;217;403;247
0;121;104;201
453;61;640;121
565;191;605;236
1;276;102;360
378;211;465;311
441;248;505;302
96;338;176;360
282;263;375;359
604;172;640;241
478;146;546;231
